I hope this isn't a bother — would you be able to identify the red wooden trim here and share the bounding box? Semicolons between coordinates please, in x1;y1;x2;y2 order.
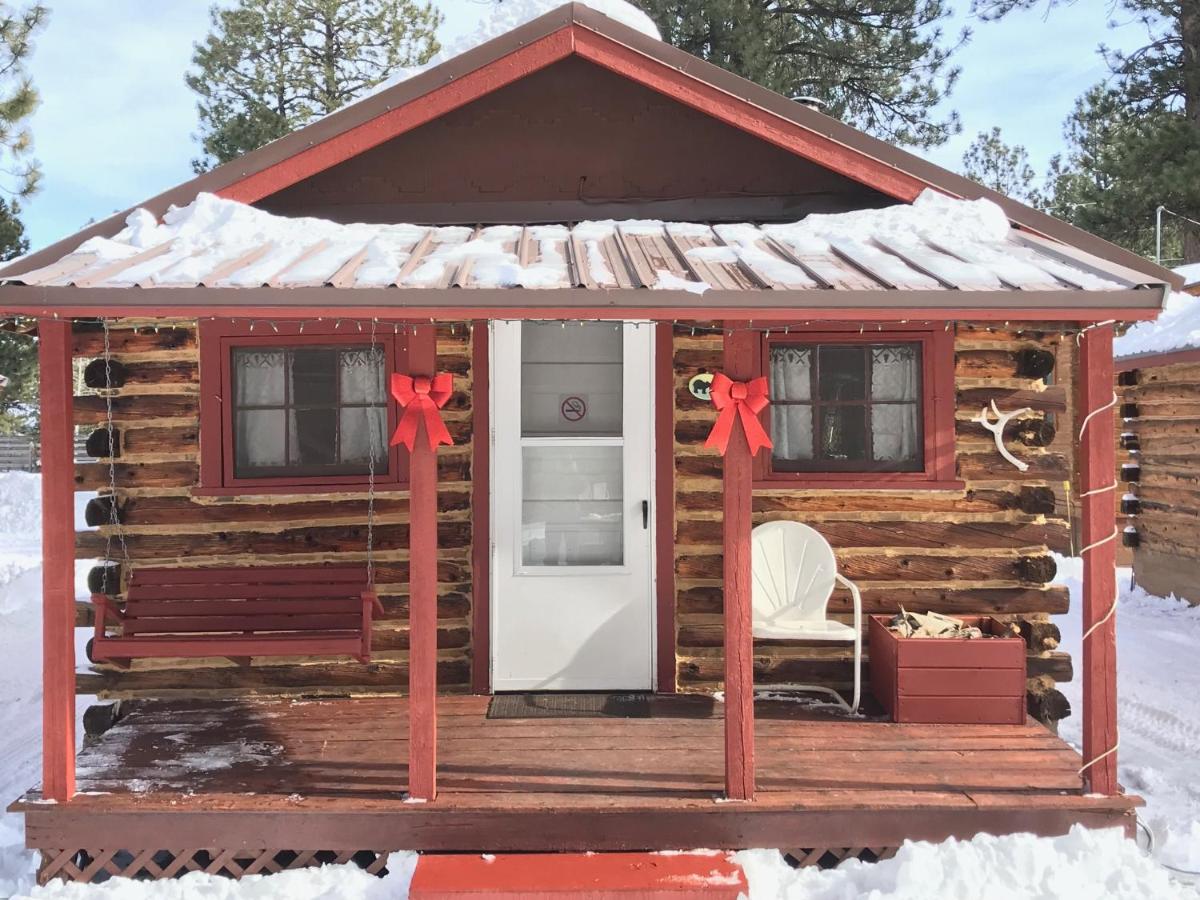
1115;345;1200;371
407;324;439;801
1077;323;1119;796
217;29;575;205
197;319;409;492
38;317;76;801
722;327;756;801
654;323;677;693
0;300;1162;322
470;320;491;694
753;325;956;486
131;564;368;585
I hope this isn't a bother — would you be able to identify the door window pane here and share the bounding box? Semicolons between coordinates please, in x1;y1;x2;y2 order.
522;446;623;566
521;322;622;436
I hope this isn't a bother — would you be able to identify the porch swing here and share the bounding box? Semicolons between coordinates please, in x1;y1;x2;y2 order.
87;320;385;670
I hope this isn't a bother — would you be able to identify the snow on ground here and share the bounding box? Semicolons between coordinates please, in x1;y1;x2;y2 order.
0;474;1197;897
1054;555;1200;876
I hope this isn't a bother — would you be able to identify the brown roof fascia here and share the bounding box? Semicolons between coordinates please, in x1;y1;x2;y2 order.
0;284;1166;321
1;1;1177;292
1115;345;1200;369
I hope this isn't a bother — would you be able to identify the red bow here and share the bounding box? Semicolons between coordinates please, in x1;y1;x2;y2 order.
390;373;454;451
705;373;773;456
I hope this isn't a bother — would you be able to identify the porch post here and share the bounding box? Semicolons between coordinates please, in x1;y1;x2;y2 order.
39;317;76;801
1076;323;1118;795
408;324;438;800
723;328;756;801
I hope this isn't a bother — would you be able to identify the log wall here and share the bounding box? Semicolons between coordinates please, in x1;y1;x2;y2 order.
671;323;1074;726
74;319;476;698
77;318;1075;726
1117;358;1200;605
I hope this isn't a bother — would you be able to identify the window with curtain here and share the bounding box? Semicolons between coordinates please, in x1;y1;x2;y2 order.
769;341;923;472
231;344;388;478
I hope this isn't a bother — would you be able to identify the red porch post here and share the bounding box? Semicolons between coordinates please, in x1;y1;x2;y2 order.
39;318;76;801
723;329;756;801
408;324;439;801
1076;323;1119;795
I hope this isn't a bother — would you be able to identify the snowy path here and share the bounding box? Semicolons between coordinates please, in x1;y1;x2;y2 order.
0;472;1196;897
1055;556;1200;875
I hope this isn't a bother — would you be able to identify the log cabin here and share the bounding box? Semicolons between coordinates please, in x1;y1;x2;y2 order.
1114;264;1200;604
0;2;1180;884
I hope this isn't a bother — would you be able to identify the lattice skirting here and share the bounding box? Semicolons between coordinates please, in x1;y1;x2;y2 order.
784;846;900;869
36;848;393;884
38;844;901;884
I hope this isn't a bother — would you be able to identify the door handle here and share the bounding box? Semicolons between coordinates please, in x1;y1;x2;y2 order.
642;500;649;529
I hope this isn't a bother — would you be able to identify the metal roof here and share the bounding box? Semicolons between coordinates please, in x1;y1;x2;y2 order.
0;217;1150;295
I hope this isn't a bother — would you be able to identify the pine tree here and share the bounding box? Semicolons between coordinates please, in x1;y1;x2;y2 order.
977;0;1200;262
188;0;442;170
634;0;965;148
961;127;1040;205
0;3;45;435
0;3;46;197
0;195;33;434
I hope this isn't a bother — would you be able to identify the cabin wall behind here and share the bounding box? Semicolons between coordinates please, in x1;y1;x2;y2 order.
1119;358;1200;605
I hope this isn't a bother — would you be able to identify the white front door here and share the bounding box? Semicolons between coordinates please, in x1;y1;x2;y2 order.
491;321;655;691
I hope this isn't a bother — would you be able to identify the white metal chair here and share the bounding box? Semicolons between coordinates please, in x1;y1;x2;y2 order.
750;520;862;713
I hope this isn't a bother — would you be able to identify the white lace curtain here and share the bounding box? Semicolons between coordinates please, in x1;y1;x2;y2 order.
768;343;920;466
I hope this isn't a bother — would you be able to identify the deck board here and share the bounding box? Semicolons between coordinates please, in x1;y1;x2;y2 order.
14;695;1140;857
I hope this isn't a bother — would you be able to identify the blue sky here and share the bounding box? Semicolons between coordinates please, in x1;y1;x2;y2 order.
18;0;1146;250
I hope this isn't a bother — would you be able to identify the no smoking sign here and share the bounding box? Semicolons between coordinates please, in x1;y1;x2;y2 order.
560;395;587;422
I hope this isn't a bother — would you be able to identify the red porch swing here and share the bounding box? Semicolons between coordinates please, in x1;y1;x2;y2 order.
86;319;385;669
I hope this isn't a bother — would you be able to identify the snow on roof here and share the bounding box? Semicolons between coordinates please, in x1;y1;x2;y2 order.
0;190;1136;295
1115;284;1200;357
357;0;660;103
1173;261;1200;288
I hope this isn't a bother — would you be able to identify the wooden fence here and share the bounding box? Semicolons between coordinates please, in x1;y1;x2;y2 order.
0;435;89;472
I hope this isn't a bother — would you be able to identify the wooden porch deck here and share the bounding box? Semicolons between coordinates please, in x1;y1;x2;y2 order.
14;694;1139;880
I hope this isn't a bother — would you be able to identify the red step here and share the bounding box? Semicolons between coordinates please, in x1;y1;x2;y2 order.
408;851;748;899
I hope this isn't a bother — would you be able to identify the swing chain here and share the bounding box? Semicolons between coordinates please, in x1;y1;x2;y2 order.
366;318;378;586
102;318;130;568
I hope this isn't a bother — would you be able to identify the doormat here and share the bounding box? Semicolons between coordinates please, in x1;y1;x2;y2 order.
487;693;652;719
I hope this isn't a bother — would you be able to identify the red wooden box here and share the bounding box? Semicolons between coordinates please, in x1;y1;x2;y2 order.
868;615;1026;725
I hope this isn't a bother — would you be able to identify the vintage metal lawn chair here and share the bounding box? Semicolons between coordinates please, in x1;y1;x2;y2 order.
750;520;862;713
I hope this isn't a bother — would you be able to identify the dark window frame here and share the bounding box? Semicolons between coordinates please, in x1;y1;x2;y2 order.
752;326;959;489
198;320;409;494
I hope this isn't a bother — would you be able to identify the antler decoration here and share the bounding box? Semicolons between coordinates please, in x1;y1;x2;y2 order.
971;400;1033;472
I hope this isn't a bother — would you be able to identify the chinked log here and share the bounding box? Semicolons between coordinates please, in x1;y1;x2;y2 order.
676;649;1071;686
379;593;471;620
677;551;1056;584
1018;620;1061;652
73;394;198;426
686;485;1058;516
1123;381;1200;401
75;519;473;558
957;386;1067;413
83;358;198;389
113;424;199;456
956;451;1069;482
84;427;119;459
72;324;197;356
957;417;1057;447
76;658;472;698
675;518;1054;550
370;624;471;651
82;701;127;737
676;584;1070;616
74;461;197;490
1027;683;1072;731
953;348;1056;380
90;492;467;528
